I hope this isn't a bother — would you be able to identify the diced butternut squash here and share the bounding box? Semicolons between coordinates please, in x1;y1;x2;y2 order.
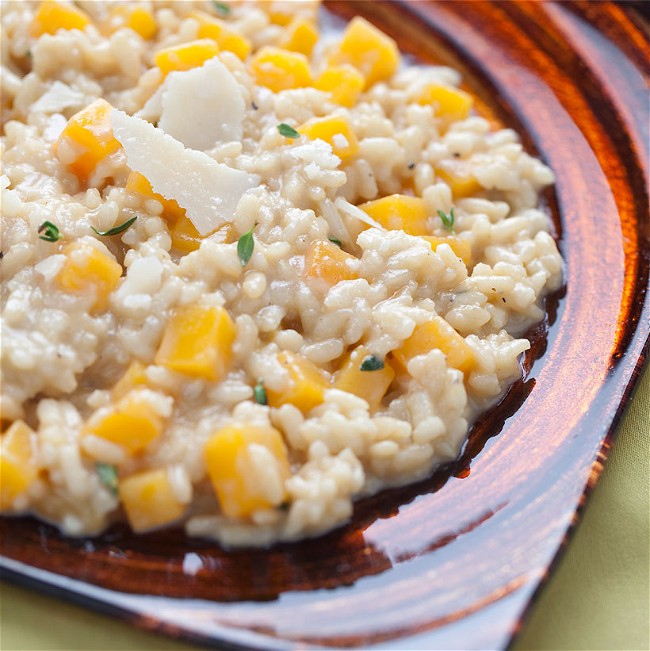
126;171;186;224
0;421;38;510
304;239;358;286
266;351;329;413
170;219;234;254
267;9;294;26
333;346;395;410
435;161;482;198
57;241;122;311
31;1;90;37
278;18;319;56
191;11;251;60
392;316;476;375
359;194;430;236
204;424;290;518
422;236;472;266
54;99;121;181
249;46;311;93
327;17;399;89
120;468;185;532
109;5;157;39
111;362;150;400
154;39;220;78
84;391;166;455
314;64;365;108
155;304;236;381
417;84;473;123
298;115;359;160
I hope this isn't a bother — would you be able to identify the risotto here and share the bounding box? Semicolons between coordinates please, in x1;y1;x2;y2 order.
0;1;562;546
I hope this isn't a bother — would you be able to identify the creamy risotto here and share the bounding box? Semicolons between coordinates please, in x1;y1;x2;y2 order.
0;1;562;546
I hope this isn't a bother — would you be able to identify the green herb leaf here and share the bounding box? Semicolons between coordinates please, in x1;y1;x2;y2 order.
96;463;119;496
437;207;455;233
212;1;230;16
92;216;137;237
38;221;62;243
360;355;385;372
328;236;343;248
253;378;268;405
278;123;299;139
237;227;255;266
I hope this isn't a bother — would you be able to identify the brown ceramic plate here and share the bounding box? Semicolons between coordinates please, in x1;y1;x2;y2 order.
1;1;649;649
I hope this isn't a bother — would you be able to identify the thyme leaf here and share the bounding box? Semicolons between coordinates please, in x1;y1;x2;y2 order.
96;463;119;496
360;355;385;372
437;207;455;233
92;216;137;237
237;227;255;266
278;123;299;139
253;378;268;405
38;221;62;242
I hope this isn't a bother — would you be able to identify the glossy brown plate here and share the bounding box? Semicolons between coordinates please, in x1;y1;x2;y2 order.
1;1;649;649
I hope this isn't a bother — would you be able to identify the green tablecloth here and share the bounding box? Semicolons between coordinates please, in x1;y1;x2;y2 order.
2;364;648;651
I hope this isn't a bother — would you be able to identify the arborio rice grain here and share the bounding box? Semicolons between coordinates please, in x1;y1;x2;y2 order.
0;0;563;546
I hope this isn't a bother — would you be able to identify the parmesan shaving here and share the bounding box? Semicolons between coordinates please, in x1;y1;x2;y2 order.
334;197;385;230
111;110;259;236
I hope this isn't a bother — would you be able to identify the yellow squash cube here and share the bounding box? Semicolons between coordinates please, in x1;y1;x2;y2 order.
55;99;121;181
304;239;358;286
278;18;319;56
191;11;251;60
111;362;150;400
435;161;482;198
126;171;186;224
266;351;329;413
314;64;365;108
333;346;395;410
170;220;234;254
422;236;472;266
154;39;220;77
204;424;291;518
120;469;185;533
418;84;473;123
109;6;157;40
0;421;38;510
249;46;312;93
298;115;359;160
327;17;399;89
359;194;430;236
57;241;122;311
155;304;236;381
84;391;166;455
31;1;90;37
393;316;476;375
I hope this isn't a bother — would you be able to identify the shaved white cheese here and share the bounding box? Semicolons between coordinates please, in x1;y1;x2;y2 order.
32;81;85;114
136;85;164;123
111;110;259;236
334;197;385;230
158;57;245;150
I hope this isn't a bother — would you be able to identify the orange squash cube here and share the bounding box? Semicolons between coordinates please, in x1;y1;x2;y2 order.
393;316;476;375
327;17;399;89
57;240;122;311
204;424;291;518
304;239;358;286
418;84;473;124
359;194;430;236
111;362;150;400
126;171;186;224
0;421;38;510
109;5;157;40
84;391;166;455
54;99;121;181
314;64;365;108
435;161;482;198
120;469;185;532
266;351;329;413
278;18;319;56
191;11;251;60
154;39;220;77
155;304;236;381
170;219;234;254
422;236;472;266
298;115;359;160
333;346;394;410
31;1;90;37
249;46;312;93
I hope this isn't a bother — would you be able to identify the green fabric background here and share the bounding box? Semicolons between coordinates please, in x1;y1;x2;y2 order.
1;363;648;651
